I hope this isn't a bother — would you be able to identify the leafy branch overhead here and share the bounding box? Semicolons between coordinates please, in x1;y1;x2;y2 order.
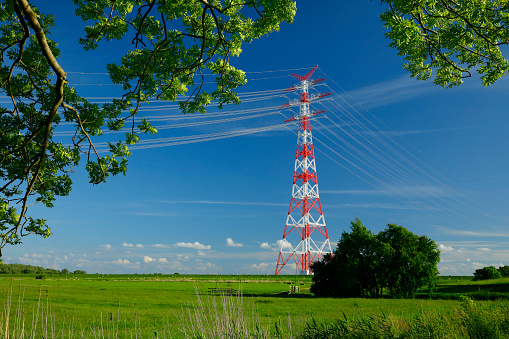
380;0;509;87
0;0;296;253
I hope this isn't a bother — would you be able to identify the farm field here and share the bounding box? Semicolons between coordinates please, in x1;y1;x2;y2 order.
0;274;508;338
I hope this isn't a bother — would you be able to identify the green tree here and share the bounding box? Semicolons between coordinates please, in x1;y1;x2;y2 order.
0;0;295;254
498;265;509;277
380;0;509;88
473;266;502;281
309;253;344;297
310;219;440;298
377;224;440;298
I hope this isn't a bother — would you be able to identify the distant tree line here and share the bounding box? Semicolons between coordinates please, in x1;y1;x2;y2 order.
473;266;509;281
310;219;440;298
0;263;86;275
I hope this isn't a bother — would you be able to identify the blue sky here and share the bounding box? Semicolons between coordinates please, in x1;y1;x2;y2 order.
5;1;509;275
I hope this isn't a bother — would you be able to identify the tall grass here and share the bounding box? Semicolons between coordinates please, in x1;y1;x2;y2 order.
1;280;509;338
297;296;509;339
177;288;293;338
0;280;139;338
0;281;293;338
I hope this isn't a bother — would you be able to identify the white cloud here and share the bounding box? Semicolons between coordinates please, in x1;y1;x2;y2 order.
123;243;143;248
153;244;170;248
476;247;491;251
112;259;130;265
194;262;221;272
226;238;243;247
103;244;112;251
472;262;484;269
175;242;211;250
438;244;454;251
251;262;271;270
143;256;156;263
260;242;271;250
158;258;167;263
276;239;292;250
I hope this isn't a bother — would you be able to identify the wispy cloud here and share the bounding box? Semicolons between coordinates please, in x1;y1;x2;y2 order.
251;262;272;270
438;244;454;251
112;259;130;265
326;202;435;210
175;242;211;250
123;242;144;248
157;200;286;207
363;126;470;137
117;211;183;217
260;242;271;250
226;238;243;247
339;75;440;109
322;185;459;199
152;243;170;248
439;227;509;238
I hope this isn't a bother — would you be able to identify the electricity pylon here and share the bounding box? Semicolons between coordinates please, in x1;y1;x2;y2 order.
275;65;333;275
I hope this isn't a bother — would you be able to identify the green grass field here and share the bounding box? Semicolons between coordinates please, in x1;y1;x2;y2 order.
0;274;508;338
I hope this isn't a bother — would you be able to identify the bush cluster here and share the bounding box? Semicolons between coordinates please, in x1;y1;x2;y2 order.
0;263;86;275
473;266;503;281
297;297;509;339
310;219;440;298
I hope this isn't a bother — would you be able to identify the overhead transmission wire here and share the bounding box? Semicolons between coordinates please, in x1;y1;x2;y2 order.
65;66;312;76
311;119;472;227
286;100;465;224
314;75;495;221
94;121;288;151
312;86;445;197
313;97;480;225
53;67;297;150
55;110;281;137
308;70;500;227
317;66;464;196
42;65;501;228
315;96;455;204
280;85;456;218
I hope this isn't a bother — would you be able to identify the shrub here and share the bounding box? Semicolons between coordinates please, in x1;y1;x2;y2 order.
473;266;502;281
498;265;509;277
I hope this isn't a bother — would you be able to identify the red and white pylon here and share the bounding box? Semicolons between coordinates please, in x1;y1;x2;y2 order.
275;65;333;275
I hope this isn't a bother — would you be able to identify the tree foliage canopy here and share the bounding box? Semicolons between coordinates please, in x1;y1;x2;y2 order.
0;0;295;254
498;265;509;277
310;219;441;298
473;266;502;281
380;0;509;87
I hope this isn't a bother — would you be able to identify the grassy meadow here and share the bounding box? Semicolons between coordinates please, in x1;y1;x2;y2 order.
0;274;508;338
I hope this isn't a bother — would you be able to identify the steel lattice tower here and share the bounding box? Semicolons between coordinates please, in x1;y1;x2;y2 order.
275;66;333;275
